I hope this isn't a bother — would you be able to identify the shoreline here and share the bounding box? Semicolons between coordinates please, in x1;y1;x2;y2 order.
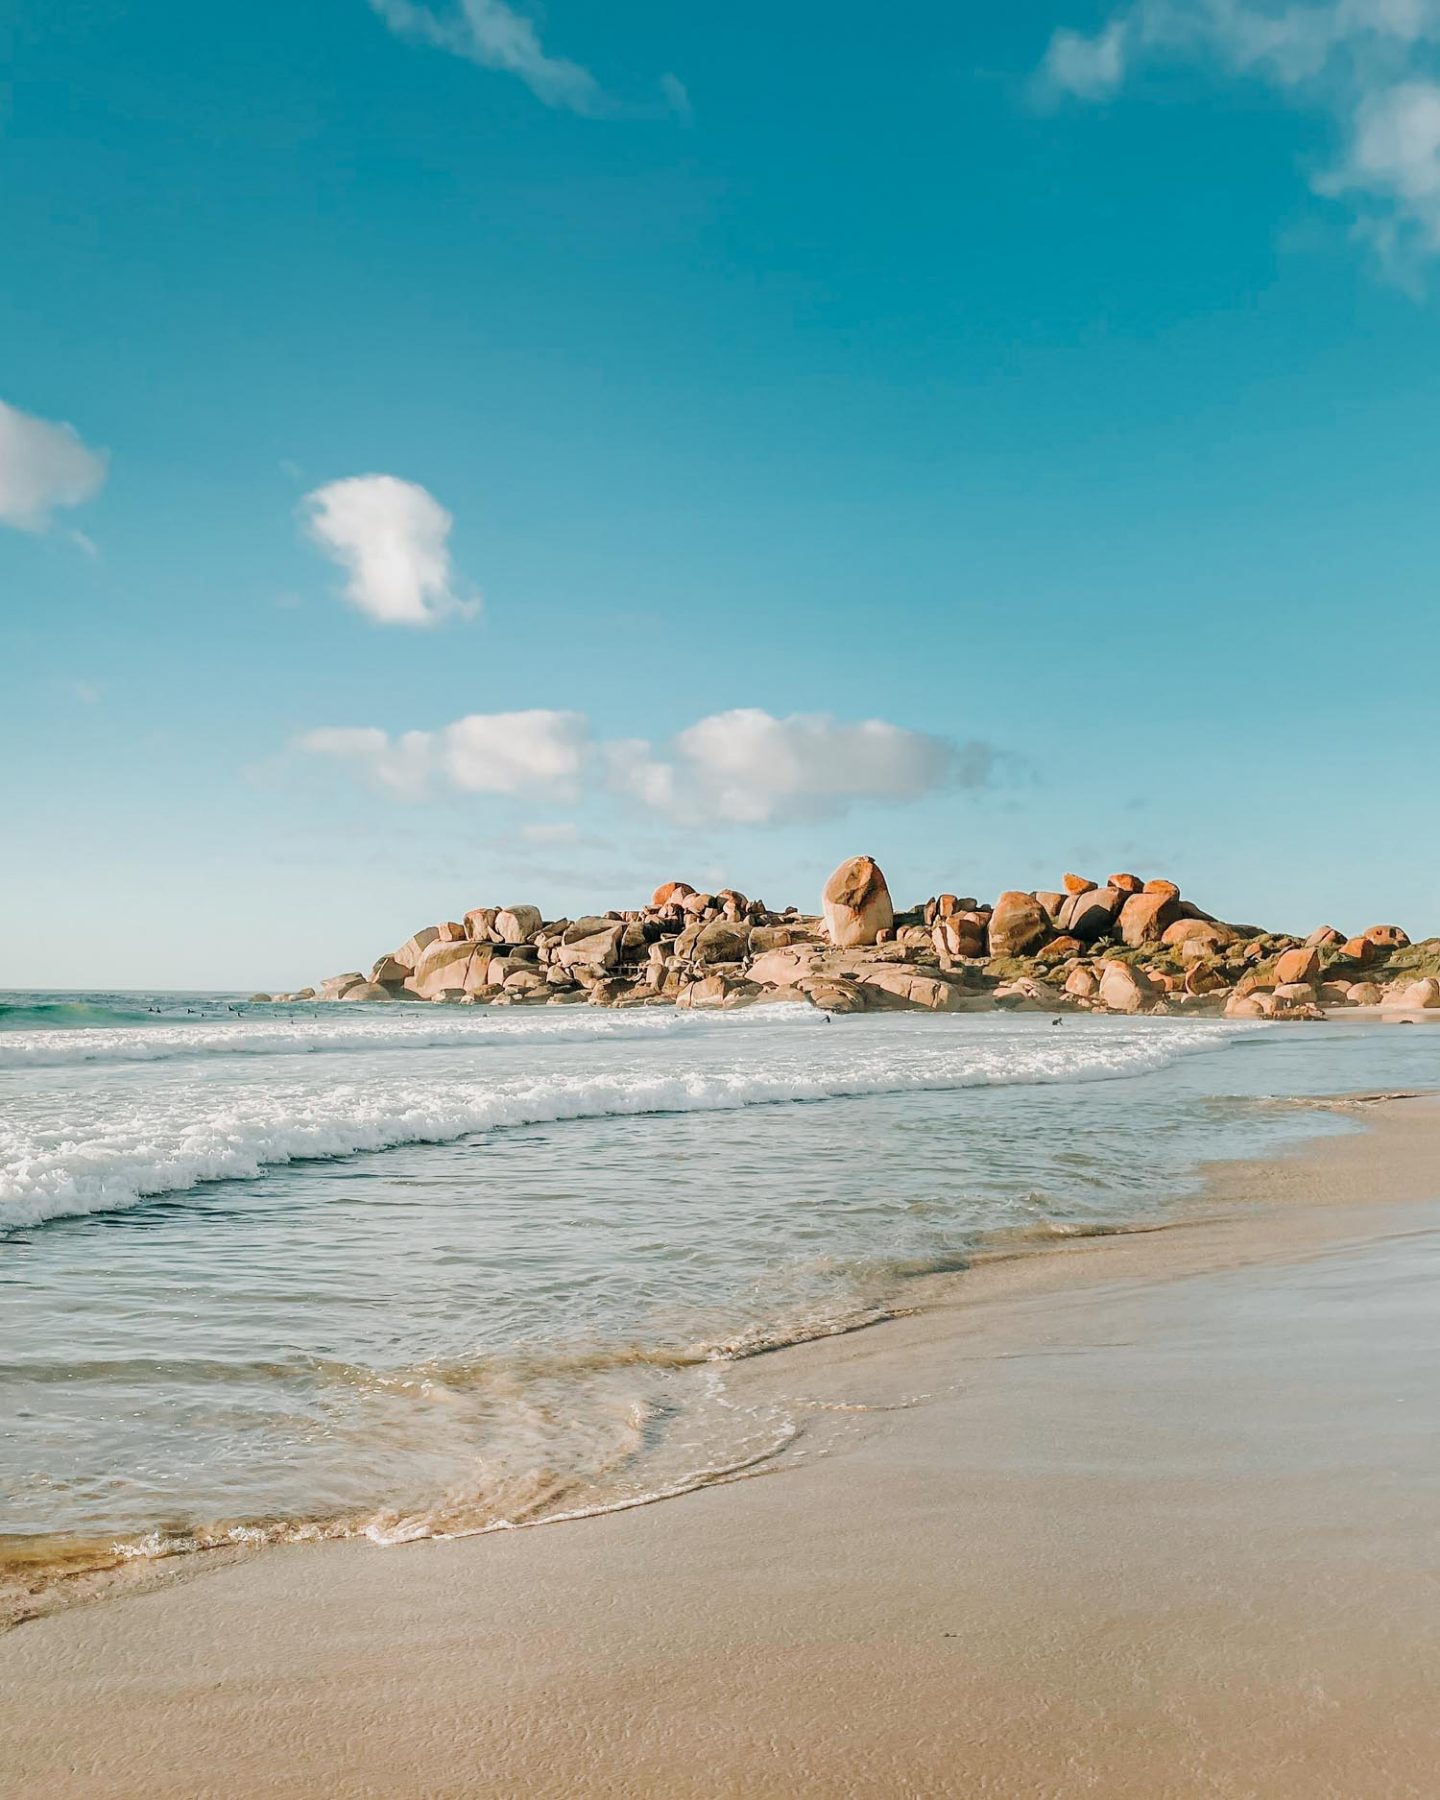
5;1091;1440;1794
1;1072;1404;1628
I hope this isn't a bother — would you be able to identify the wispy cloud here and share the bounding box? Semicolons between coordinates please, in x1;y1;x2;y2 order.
1037;0;1440;280
0;398;107;533
369;0;688;119
297;706;995;825
300;473;479;628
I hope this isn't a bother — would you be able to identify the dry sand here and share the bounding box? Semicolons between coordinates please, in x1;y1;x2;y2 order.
5;1094;1440;1798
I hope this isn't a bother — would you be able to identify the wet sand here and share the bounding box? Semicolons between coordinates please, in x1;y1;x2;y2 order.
5;1095;1440;1798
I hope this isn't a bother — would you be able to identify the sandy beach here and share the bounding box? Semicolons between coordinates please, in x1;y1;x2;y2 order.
4;1093;1439;1797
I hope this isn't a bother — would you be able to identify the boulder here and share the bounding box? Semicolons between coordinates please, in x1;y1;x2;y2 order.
1273;946;1321;986
932;917;986;960
434;921;468;943
1183;964;1225;995
463;908;497;941
1062;873;1096;895
1061;887;1124;944
1035;934;1084;962
1225;993;1271;1020
1097;960;1160;1014
822;856;894;949
854;965;966;1011
1340;936;1377;967
651;881;695;908
748;945;827;989
1273;981;1318;1010
1108;872;1144;895
494;906;542;945
681;892;714;917
1035;890;1068;926
987;891;1050;958
692;921;750;965
798;976;873;1015
1347;982;1383;1006
339;982;394;1002
676;973;736;1009
394;927;441;969
1385;978;1440;1010
1142;879;1180;900
1307;926;1344;948
408;938;493;999
249;993;272;1003
1363;924;1411;949
1118;891;1180;947
556;923;626;973
318;972;366;1000
370;955;411;986
1064;965;1099;999
749;923;816;954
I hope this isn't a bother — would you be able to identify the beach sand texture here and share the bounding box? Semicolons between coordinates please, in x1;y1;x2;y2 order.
4;1096;1439;1798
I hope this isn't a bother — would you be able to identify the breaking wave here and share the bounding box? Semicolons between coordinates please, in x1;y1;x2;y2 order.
1;1020;1234;1230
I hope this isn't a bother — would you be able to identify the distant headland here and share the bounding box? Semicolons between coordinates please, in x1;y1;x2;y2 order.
253;857;1440;1019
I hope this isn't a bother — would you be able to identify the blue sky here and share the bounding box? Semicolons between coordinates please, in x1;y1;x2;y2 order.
4;0;1439;988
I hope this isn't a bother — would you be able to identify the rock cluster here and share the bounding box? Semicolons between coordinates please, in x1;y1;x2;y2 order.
255;858;1438;1022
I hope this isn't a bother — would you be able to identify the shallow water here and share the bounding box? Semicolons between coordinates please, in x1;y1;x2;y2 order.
2;994;1437;1598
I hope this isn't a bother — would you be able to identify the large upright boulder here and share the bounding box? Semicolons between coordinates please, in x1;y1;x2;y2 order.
822;856;894;949
494;905;542;945
987;891;1050;958
1118;890;1181;946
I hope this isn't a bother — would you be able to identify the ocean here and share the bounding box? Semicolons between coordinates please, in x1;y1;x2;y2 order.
3;991;1437;1615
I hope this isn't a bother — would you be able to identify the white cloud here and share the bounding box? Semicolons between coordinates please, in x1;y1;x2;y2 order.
370;0;604;113
610;708;968;826
300;474;477;627
298;705;987;825
297;710;589;800
0;399;107;532
1038;0;1440;277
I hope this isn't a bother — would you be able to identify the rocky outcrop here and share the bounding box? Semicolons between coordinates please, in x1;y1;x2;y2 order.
822;856;894;949
278;858;1430;1025
987;892;1049;958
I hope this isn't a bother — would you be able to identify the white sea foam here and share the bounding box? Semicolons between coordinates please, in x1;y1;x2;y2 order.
0;1003;783;1069
0;1018;1235;1229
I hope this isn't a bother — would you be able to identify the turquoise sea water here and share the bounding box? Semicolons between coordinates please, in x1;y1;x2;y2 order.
2;993;1437;1605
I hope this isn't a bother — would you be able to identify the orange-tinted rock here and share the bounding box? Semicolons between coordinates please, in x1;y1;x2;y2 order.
1307;925;1343;948
1097;959;1159;1014
1184;964;1225;995
987;891;1050;958
435;920;468;943
1340;936;1377;966
1035;934;1084;962
1064;964;1099;998
1142;879;1180;900
1118;891;1180;947
1363;924;1411;949
1273;945;1320;986
1035;890;1068;926
822;856;895;949
1108;872;1143;895
932;917;985;960
1062;873;1095;895
1225;992;1270;1019
681;891;713;917
1061;886;1124;944
651;881;695;908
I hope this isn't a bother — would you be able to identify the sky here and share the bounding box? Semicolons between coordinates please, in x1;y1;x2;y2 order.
3;0;1439;989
